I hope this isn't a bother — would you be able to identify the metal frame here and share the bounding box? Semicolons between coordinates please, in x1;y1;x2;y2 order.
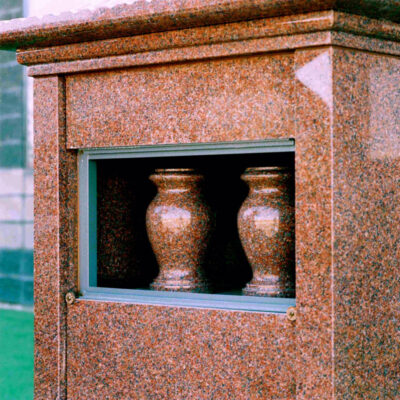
78;139;296;313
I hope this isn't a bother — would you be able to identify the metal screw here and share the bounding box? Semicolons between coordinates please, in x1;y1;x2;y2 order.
287;306;296;322
65;291;76;305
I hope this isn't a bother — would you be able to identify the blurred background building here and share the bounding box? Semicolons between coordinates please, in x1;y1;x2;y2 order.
0;0;129;308
0;0;32;307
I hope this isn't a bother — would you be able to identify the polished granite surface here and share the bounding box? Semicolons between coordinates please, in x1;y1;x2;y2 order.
1;2;399;398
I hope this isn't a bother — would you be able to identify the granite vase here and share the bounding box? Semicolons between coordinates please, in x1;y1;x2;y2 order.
238;167;295;297
146;168;212;292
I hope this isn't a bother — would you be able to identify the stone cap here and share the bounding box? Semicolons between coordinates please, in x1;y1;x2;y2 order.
0;0;400;50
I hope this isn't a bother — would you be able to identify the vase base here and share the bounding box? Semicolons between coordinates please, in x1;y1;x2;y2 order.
243;283;294;298
151;280;208;293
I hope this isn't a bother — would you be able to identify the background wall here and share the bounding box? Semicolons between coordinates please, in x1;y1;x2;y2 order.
0;0;131;307
0;0;136;309
0;0;33;306
29;0;138;17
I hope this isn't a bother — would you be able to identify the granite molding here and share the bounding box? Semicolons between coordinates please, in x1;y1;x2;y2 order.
26;31;400;77
17;11;338;66
15;11;400;66
26;32;331;77
331;30;400;56
2;0;400;50
14;12;400;77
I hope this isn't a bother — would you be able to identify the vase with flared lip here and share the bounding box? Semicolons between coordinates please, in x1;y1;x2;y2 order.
146;168;213;292
238;166;295;297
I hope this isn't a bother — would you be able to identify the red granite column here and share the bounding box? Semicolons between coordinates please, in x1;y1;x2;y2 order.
332;47;400;399
294;47;334;399
34;76;78;400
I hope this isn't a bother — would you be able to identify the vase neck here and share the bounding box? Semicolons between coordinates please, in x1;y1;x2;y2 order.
244;175;290;193
241;167;292;198
249;186;281;195
157;183;202;194
150;169;204;194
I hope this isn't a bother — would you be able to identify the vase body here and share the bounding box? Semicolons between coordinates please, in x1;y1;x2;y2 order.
238;167;295;297
146;169;212;292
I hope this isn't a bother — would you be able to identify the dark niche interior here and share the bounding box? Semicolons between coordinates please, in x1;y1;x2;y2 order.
96;151;294;294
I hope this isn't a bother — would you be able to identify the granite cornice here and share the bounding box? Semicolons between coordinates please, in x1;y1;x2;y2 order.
16;11;400;74
17;11;337;66
1;0;400;51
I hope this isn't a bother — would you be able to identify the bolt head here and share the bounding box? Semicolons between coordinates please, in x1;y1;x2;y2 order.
65;291;76;305
286;306;296;322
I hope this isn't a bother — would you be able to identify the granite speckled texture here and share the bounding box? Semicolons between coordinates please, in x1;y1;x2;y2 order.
96;155;266;293
67;300;296;400
332;48;400;399
23;28;400;77
1;0;400;50
26;31;330;77
34;77;78;399
294;47;335;399
1;2;399;399
96;162;158;288
238;167;295;297
65;53;294;148
15;11;400;67
146;169;213;292
15;11;338;66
